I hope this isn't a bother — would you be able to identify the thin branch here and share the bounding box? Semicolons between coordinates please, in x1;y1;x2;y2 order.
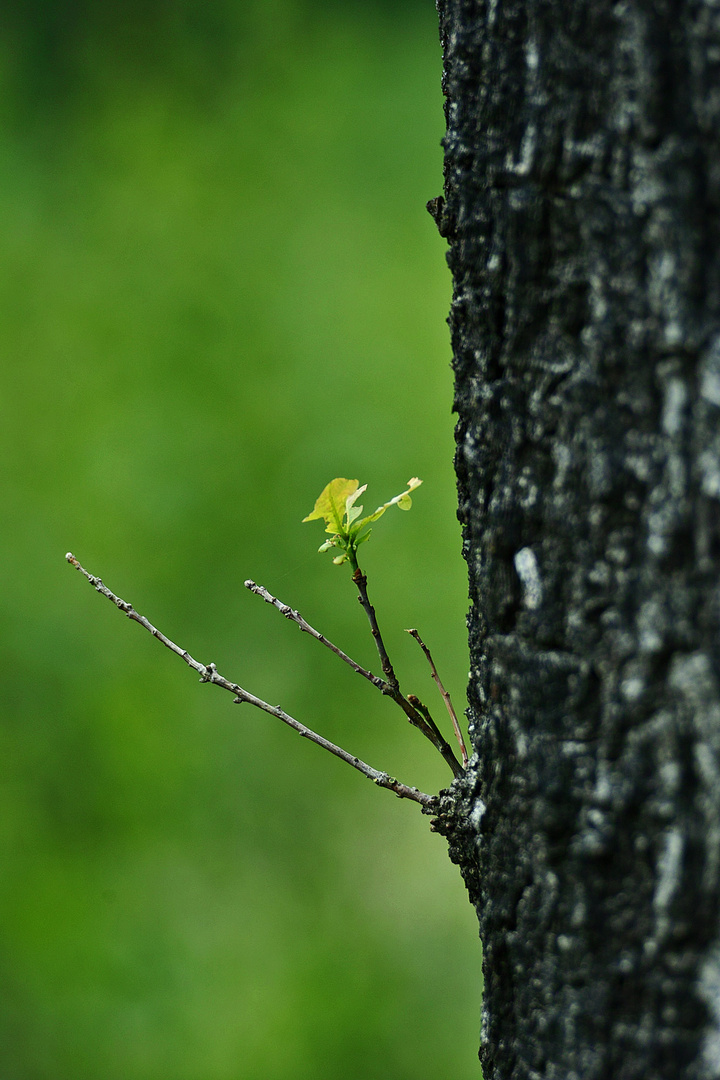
244;580;384;691
350;565;464;779
406;628;469;768
65;553;437;808
351;565;399;690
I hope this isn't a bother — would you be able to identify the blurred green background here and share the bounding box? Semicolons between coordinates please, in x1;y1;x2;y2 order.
1;1;480;1077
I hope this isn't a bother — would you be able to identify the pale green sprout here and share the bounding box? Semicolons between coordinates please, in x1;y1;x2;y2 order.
302;477;422;569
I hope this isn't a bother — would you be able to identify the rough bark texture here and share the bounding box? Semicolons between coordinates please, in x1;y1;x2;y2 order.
434;2;720;1077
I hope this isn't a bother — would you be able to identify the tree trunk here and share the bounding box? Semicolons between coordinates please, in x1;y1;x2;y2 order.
431;2;720;1076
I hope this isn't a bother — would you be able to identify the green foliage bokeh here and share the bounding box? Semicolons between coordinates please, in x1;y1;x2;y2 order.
1;3;480;1077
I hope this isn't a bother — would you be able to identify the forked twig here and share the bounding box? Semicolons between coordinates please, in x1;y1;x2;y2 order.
298;477;465;779
245;574;464;777
65;553;437;808
247;574;463;779
406;628;469;768
351;566;464;778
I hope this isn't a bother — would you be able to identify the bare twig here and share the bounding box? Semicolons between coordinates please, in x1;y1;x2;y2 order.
244;580;384;691
406;628;469;768
65;553;438;808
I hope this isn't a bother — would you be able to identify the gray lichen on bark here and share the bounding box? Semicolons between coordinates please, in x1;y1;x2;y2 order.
434;1;720;1076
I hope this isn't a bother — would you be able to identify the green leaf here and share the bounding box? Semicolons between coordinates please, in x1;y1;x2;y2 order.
302;478;359;535
345;484;367;527
304;476;422;566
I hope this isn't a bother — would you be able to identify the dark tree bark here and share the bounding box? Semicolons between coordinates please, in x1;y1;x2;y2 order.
431;2;720;1077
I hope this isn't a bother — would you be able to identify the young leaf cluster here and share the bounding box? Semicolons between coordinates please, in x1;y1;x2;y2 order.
302;477;422;567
